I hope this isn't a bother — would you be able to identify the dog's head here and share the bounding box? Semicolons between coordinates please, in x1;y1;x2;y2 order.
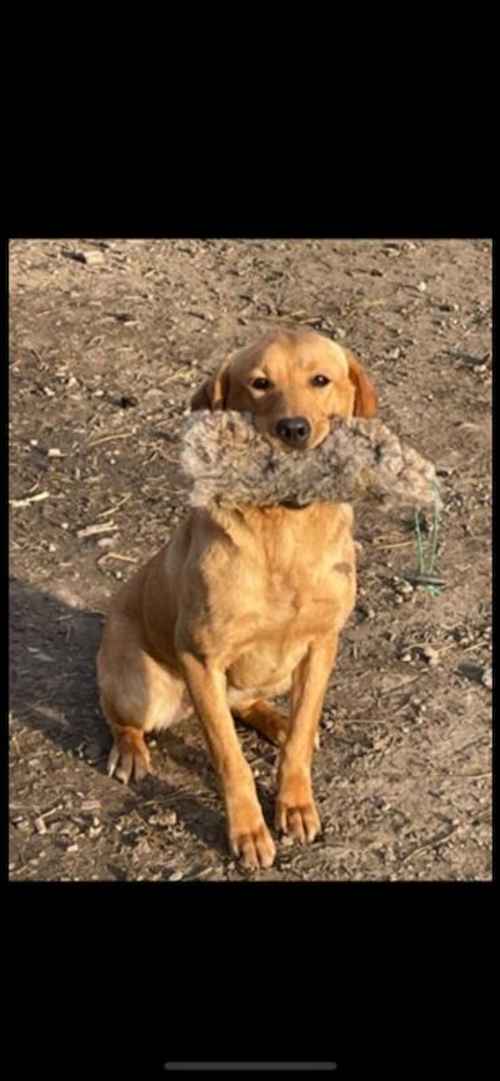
191;329;378;449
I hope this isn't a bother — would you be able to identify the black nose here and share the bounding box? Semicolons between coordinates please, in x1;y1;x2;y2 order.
275;416;311;446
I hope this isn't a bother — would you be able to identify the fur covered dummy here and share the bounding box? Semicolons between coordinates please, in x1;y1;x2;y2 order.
178;410;440;513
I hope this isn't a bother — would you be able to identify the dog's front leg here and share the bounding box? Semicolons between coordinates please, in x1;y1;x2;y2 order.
276;635;339;844
179;652;276;870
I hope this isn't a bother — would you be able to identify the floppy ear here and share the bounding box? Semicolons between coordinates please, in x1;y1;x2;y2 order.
345;350;378;418
190;360;231;412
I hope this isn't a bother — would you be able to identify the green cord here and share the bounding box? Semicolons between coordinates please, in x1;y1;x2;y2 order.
414;483;442;596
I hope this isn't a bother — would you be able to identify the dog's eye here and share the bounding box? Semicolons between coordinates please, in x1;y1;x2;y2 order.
311;374;331;387
252;377;272;391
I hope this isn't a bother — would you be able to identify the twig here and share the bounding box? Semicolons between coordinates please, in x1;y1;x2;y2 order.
373;540;415;549
97;552;138;565
400;825;459;865
95;493;132;518
455;771;491;779
88;433;133;448
77;522;119;539
10;491;50;509
377;675;422;697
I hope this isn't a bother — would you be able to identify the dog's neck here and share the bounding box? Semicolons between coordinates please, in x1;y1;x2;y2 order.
200;499;352;543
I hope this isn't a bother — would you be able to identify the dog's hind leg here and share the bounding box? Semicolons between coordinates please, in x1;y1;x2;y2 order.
97;619;191;785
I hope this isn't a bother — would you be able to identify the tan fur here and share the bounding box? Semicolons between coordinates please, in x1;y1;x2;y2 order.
97;329;377;869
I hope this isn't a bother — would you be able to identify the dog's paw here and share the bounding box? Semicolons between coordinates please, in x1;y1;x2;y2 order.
275;798;321;845
107;726;151;784
228;796;276;870
230;820;276;870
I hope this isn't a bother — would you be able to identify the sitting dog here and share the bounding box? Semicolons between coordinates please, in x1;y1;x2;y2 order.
97;329;378;869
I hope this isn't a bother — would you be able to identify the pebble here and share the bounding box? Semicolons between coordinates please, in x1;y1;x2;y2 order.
169;870;184;881
401;653;412;662
34;816;47;834
47;448;63;458
422;645;439;666
481;666;492;690
74;250;105;266
97;536;115;549
280;835;294;847
81;799;101;812
387;347;401;360
148;810;177;828
393;578;414;595
417;281;427;292
66;844;78;853
333;327;346;339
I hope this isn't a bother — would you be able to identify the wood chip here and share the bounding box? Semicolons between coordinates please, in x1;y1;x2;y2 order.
77;522;119;539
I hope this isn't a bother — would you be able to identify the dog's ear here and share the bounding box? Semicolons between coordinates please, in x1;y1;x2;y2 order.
345;350;378;418
190;360;231;411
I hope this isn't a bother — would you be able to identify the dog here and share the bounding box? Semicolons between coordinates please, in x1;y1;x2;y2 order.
97;328;378;869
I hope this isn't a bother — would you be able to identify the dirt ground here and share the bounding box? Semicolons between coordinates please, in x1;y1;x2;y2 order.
9;237;492;881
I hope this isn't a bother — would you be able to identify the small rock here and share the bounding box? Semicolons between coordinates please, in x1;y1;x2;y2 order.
148;810;177;828
66;843;78;853
47;448;63;458
395;579;414;595
14;818;30;831
43;386;55;397
387;347;401;360
401;653;412;662
333;327;346;339
422;645;439;666
97;536;115;549
34;816;47;834
280;835;294;847
417;281;427;292
48;543;57;552
30;439;38;446
169;870;184;882
75;250;105;266
481;666;492;690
